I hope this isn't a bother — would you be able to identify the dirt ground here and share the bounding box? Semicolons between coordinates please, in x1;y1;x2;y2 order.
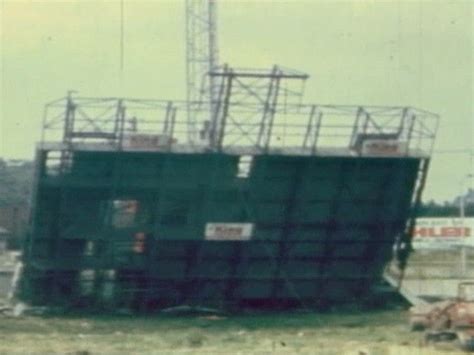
0;308;468;354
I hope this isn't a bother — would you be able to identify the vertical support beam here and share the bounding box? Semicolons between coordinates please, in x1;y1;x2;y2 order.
167;107;177;152
163;101;173;136
257;69;276;150
61;93;76;174
358;160;394;297
107;127;126;303
104;102;127;304
224;240;244;307
183;154;222;304
312;111;323;155
216;71;233;152
395;158;430;289
264;75;281;152
316;160;349;308
63;94;76;144
271;160;303;301
397;107;409;137
180;183;206;305
303;105;316;149
25;150;48;262
113;100;121;144
406;113;417;154
349;107;365;149
115;99;126;150
362;111;371;134
303;105;323;155
52;186;67;302
208;64;228;149
145;153;174;307
162;102;177;152
257;65;282;152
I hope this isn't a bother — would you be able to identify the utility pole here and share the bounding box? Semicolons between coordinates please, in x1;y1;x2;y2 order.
460;174;473;275
185;0;219;146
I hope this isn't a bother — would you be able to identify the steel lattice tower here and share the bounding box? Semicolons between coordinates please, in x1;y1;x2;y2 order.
185;0;219;146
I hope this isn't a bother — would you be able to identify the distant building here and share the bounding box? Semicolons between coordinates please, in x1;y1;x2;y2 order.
0;227;10;254
0;205;29;249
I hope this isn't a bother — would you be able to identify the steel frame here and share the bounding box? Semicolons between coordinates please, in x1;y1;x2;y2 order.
40;69;438;165
24;61;440;309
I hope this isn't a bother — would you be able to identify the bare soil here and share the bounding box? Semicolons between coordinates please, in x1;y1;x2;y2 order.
0;309;466;354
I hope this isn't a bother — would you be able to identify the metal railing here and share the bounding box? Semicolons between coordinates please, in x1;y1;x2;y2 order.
40;95;438;158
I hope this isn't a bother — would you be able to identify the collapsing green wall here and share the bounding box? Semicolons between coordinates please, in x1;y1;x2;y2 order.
23;150;421;308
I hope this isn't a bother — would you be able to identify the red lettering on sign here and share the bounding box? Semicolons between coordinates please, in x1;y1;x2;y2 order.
413;227;470;238
442;227;461;237
413;227;427;237
214;226;243;237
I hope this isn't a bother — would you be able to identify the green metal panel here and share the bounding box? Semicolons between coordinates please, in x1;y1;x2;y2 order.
23;150;422;308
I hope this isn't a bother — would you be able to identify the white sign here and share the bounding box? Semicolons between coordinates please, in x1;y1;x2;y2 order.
205;223;254;241
123;134;174;150
411;217;474;250
361;139;407;156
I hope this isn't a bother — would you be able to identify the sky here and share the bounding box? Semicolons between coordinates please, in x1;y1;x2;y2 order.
0;0;473;202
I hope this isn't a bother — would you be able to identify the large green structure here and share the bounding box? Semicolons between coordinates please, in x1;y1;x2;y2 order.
21;70;438;309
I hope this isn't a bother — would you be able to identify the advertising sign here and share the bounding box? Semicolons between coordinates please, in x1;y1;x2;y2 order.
205;223;254;241
411;217;474;250
361;139;407;156
123;134;173;150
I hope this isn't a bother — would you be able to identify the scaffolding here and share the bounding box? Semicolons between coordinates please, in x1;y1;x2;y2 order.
40;67;436;159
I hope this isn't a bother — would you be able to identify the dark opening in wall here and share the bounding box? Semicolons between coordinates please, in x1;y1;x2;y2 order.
109;200;139;228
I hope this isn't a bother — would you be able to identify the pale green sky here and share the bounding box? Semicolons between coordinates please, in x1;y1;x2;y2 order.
0;0;473;202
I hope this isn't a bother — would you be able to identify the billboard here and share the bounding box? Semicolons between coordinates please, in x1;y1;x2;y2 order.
411;217;474;250
361;139;408;156
123;134;174;150
205;223;254;241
